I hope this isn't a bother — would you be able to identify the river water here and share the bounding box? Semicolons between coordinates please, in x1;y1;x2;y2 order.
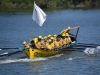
0;9;100;75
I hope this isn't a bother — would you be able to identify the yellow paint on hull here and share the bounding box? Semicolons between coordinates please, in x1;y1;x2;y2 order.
24;48;62;59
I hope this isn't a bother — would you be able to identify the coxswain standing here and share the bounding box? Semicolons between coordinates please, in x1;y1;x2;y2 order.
60;26;79;36
60;26;80;42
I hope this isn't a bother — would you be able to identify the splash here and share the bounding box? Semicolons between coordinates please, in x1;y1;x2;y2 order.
0;58;48;64
0;52;8;55
66;55;88;61
0;53;64;64
48;54;64;59
67;57;73;60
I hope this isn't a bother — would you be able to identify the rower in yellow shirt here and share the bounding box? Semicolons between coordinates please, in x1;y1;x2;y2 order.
35;36;43;49
29;37;39;48
46;39;54;51
40;36;48;49
54;35;63;48
60;26;79;36
65;33;72;44
61;33;67;46
23;41;29;49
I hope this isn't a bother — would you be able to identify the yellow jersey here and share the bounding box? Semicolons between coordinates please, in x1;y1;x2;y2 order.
46;43;54;50
34;38;38;43
63;38;67;45
55;41;60;47
37;41;45;49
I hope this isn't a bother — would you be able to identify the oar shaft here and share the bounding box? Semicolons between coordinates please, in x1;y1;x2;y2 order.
0;48;24;50
78;43;100;46
0;48;19;49
74;45;96;48
63;48;84;52
75;27;79;40
0;51;22;57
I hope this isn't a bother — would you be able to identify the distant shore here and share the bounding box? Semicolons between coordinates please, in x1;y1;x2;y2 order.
0;0;100;12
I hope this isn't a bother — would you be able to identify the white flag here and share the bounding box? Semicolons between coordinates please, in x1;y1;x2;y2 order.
32;2;47;26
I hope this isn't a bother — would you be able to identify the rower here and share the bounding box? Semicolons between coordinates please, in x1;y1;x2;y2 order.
29;38;35;48
23;41;29;49
41;36;48;49
61;33;67;46
35;36;43;49
54;35;62;48
46;39;54;51
53;34;57;41
29;37;38;48
50;37;54;41
65;33;72;44
60;26;79;36
47;34;52;39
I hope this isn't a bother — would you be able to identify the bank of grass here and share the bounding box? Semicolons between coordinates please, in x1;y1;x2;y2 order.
0;0;100;12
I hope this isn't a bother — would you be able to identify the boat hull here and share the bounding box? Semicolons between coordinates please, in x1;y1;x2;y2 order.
24;48;63;59
23;42;76;59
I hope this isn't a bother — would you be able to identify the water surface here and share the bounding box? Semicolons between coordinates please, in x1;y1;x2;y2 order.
0;9;100;75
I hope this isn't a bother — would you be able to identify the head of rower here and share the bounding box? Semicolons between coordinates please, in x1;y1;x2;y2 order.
38;36;42;42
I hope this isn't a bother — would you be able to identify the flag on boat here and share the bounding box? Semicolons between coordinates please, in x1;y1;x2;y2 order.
32;2;47;26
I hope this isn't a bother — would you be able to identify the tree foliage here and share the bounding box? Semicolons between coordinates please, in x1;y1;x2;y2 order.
0;0;100;9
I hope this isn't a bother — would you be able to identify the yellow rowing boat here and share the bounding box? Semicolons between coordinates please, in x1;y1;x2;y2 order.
23;42;76;59
24;48;63;59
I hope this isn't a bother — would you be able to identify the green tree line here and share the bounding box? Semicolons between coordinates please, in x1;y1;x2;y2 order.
0;0;100;9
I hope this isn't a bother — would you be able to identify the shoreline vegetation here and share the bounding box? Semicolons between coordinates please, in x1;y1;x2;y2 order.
0;0;100;11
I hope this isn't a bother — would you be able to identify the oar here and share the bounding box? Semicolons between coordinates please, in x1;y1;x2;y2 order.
75;27;79;40
57;47;85;51
72;47;86;49
0;50;22;57
78;43;100;46
62;47;85;52
74;45;97;48
0;48;24;50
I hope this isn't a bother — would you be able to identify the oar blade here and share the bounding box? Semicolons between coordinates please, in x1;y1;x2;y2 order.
0;51;22;57
84;48;98;55
97;46;100;49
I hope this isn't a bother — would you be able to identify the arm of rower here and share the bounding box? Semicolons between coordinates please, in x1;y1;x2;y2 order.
68;26;79;30
73;26;80;29
35;43;40;49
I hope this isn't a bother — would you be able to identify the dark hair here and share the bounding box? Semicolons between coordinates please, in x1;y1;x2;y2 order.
57;34;62;38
